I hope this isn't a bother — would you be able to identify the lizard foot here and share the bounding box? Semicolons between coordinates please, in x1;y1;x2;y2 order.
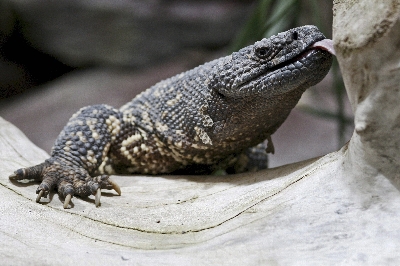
9;159;121;208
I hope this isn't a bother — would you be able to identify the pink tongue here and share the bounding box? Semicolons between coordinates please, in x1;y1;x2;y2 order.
311;39;335;55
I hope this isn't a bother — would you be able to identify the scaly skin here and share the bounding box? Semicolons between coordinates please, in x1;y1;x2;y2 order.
9;25;333;208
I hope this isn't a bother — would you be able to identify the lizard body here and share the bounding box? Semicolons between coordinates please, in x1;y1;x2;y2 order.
10;25;333;208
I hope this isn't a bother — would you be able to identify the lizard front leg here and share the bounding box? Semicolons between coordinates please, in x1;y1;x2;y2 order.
9;104;122;208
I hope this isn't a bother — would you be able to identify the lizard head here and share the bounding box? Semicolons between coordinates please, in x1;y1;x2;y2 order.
215;25;333;98
203;26;334;149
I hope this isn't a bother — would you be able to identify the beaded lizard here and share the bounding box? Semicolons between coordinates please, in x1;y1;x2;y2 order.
9;25;334;208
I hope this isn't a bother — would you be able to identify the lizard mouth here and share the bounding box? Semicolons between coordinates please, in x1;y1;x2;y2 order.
271;39;334;72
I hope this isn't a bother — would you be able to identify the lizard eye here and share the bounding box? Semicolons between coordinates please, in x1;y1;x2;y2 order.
255;47;270;59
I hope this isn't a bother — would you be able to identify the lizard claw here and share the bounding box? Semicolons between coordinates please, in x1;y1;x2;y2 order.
95;188;101;207
36;190;44;203
63;194;72;209
9;172;17;180
108;178;122;196
93;176;121;207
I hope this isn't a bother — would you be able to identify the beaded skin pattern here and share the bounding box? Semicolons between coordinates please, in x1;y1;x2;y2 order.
10;25;333;208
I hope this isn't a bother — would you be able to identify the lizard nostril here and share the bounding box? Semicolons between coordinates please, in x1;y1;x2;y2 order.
292;31;298;40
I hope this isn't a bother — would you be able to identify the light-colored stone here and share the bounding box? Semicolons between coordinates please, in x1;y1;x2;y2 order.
333;0;400;190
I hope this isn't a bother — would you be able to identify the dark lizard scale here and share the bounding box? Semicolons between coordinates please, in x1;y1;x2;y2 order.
10;25;333;207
